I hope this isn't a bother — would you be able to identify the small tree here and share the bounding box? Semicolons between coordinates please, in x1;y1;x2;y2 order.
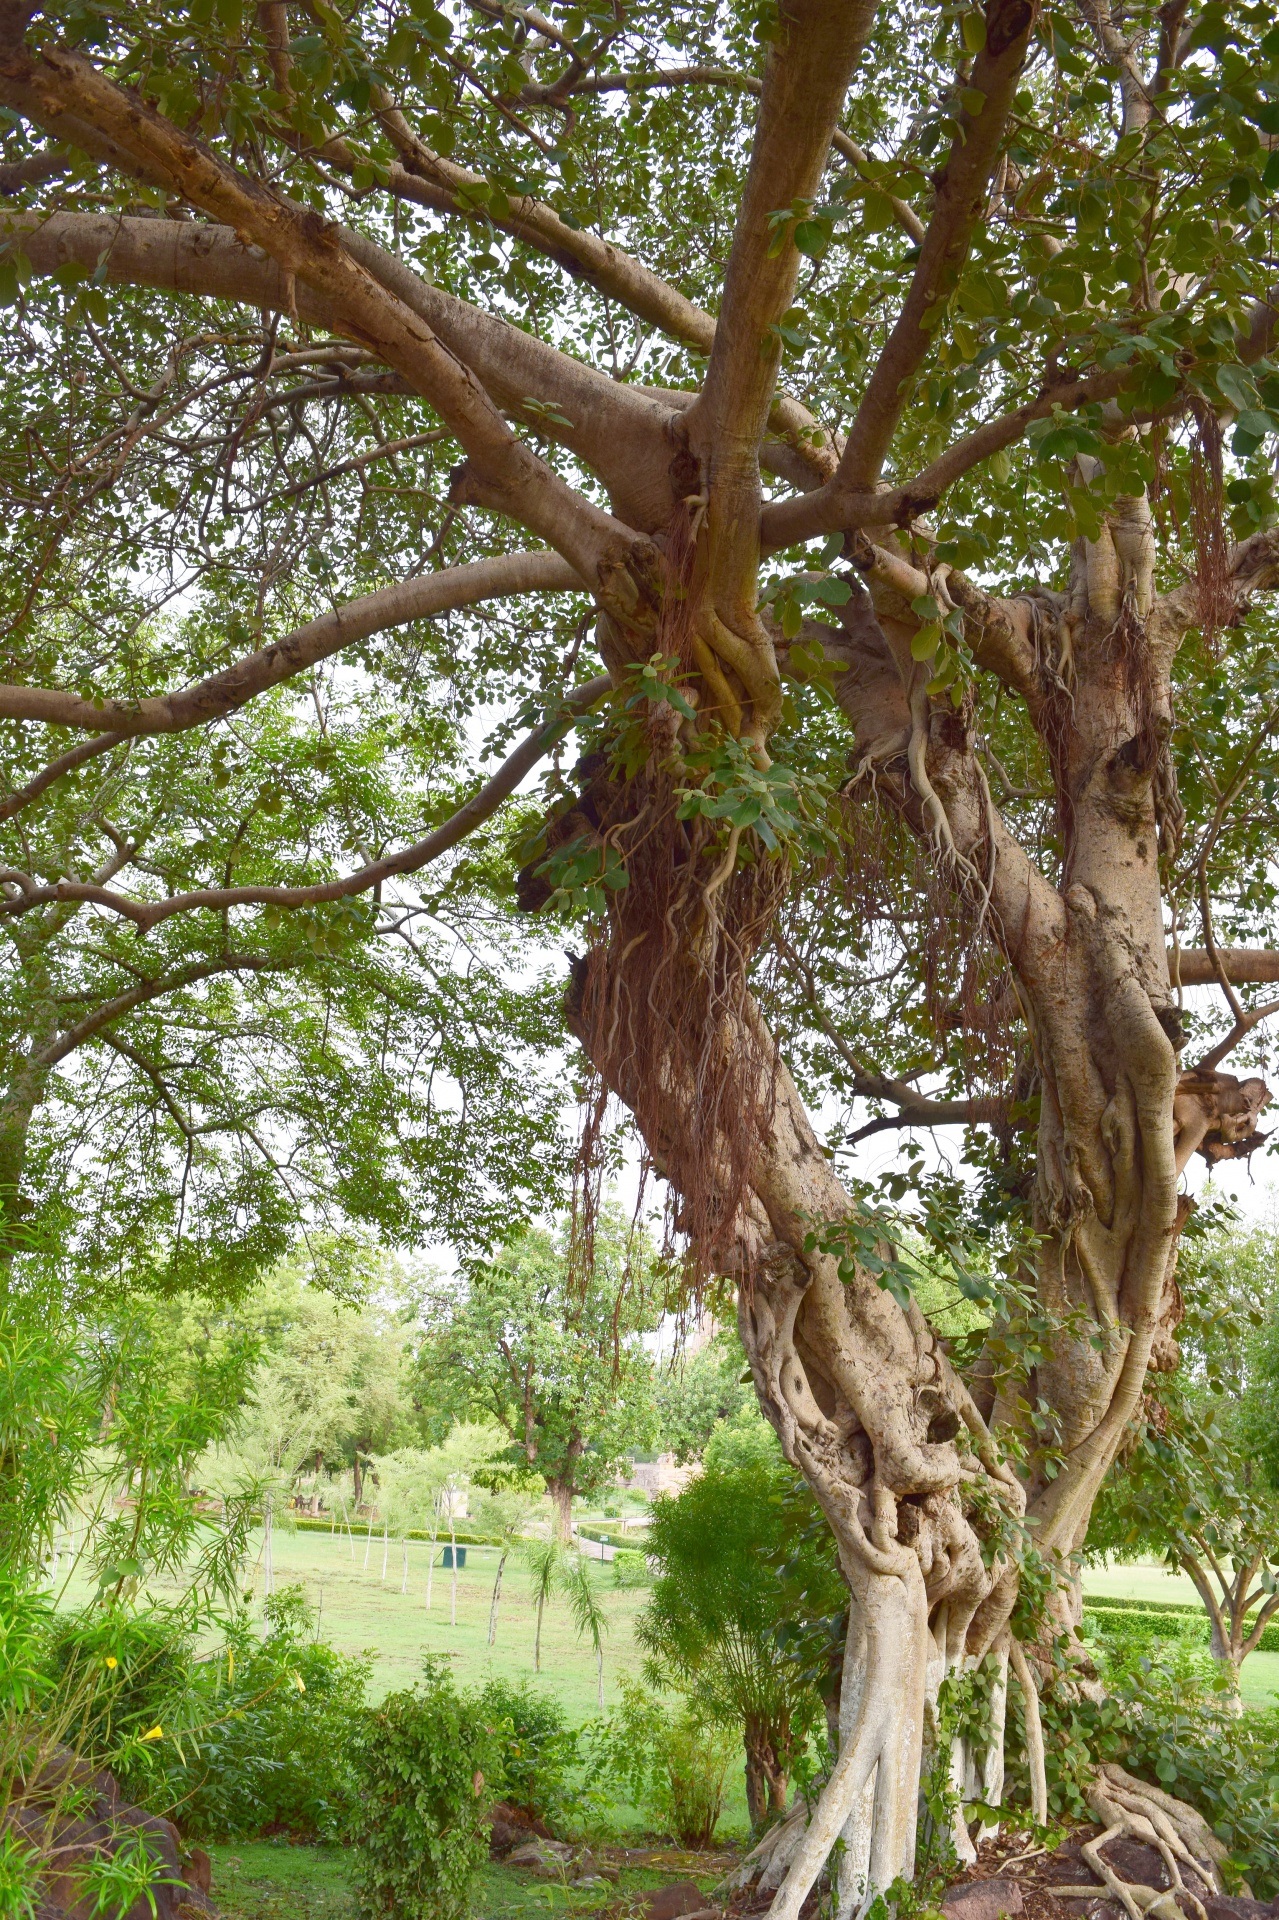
482;1489;541;1649
1088;1221;1279;1701
1088;1402;1279;1702
419;1208;663;1541
639;1416;844;1828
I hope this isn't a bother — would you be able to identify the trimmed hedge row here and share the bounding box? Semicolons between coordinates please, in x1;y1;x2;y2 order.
577;1522;649;1547
1084;1591;1204;1616
1082;1599;1279;1654
285;1515;504;1547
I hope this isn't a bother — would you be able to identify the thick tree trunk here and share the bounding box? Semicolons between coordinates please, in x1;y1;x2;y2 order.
547;1478;574;1543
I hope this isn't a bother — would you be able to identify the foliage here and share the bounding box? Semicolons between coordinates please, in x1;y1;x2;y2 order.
34;1587;370;1843
416;1208;665;1521
639;1444;842;1821
346;1659;503;1920
473;1678;577;1825
1087;1222;1279;1674
654;1329;753;1465
588;1677;736;1850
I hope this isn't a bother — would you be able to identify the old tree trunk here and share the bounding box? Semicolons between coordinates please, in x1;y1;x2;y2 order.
3;0;1279;1910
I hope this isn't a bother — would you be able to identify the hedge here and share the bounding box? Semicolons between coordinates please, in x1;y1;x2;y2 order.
281;1516;504;1547
1082;1599;1279;1653
577;1523;649;1547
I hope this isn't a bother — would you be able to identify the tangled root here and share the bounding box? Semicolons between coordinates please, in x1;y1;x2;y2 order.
1054;1764;1229;1920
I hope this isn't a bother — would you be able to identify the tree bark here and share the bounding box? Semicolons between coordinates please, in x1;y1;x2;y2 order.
547;1479;574;1544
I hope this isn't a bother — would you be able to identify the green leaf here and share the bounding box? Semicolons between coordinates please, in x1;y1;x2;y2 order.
961;11;987;52
911;623;942;660
959;87;986;117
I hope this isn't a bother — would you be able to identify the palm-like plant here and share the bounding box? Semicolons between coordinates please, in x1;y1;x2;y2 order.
564;1555;609;1712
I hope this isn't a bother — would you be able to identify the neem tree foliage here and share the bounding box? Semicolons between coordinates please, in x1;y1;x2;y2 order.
2;0;1279;1904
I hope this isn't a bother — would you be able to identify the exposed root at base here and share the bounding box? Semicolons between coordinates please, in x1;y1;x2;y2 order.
1039;1763;1230;1920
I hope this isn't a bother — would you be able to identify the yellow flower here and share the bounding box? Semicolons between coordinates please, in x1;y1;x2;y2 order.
141;1726;163;1742
104;1656;118;1671
292;1672;305;1693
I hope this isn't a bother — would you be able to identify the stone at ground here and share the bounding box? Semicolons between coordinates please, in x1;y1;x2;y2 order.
942;1878;1025;1920
11;1749;216;1920
505;1837;574;1876
597;1879;717;1920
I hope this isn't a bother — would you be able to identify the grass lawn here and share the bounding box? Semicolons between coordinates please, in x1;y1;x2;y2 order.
1082;1559;1279;1708
206;1839;733;1920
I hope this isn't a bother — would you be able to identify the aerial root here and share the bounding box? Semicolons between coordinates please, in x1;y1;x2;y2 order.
1054;1763;1228;1920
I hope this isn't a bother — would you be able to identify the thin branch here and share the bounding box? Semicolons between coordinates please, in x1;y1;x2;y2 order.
2;45;653;608
34;953;293;1069
0;551;583;734
1194;998;1279;1074
0;733;125;819
777;933;1007;1135
1;674;611;930
515;64;926;242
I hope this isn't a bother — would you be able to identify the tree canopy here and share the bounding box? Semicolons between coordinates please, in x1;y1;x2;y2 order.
3;0;1279;1907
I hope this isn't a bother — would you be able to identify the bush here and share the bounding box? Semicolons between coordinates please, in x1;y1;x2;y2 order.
42;1587;369;1842
588;1677;735;1848
613;1550;650;1589
347;1659;504;1920
170;1587;369;1840
473;1677;576;1824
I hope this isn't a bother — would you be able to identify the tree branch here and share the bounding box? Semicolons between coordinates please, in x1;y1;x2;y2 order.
1;43;657;612
777;933;1008;1136
33;952;293;1069
0;732;125;817
832;0;1036;492
685;0;876;741
1172;949;1279;986
513;64;926;242
0;674;611;930
759;366;1135;550
0;551;583;734
10;211;690;536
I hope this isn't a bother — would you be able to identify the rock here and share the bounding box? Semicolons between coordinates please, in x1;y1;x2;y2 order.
942;1878;1025;1920
505;1839;573;1877
486;1803;554;1859
10;1748;217;1920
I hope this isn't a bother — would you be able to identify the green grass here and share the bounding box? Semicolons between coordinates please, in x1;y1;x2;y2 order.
206;1839;732;1920
207;1841;354;1919
1082;1559;1279;1708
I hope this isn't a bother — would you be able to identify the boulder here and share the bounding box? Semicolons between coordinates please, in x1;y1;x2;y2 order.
10;1748;216;1920
942;1880;1024;1920
505;1838;574;1877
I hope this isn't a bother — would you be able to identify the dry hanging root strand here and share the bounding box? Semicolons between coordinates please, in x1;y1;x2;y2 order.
1052;1764;1230;1920
564;753;788;1283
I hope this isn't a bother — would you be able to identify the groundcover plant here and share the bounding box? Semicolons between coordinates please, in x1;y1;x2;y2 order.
2;0;1279;1911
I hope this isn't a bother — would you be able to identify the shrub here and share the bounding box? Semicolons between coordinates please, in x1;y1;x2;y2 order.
43;1587;369;1842
589;1677;735;1849
347;1659;504;1920
473;1677;576;1825
613;1550;650;1589
170;1588;369;1840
